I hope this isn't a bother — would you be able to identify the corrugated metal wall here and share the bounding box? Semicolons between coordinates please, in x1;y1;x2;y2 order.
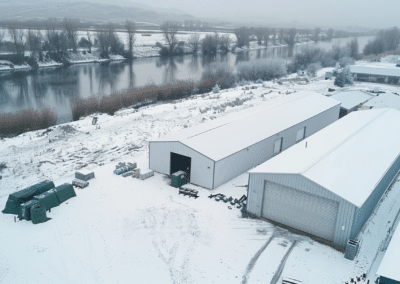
213;104;341;189
247;173;356;247
350;153;400;238
149;141;215;189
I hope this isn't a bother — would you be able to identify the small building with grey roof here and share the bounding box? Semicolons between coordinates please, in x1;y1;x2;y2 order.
329;90;374;117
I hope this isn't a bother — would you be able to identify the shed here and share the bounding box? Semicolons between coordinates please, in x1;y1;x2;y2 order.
54;183;76;203
149;91;341;189
2;180;55;215
32;189;60;210
363;93;400;112
377;222;400;284
329;91;374;117
349;65;400;84
247;108;400;248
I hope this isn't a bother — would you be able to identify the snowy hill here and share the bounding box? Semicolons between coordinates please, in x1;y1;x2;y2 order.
0;0;195;23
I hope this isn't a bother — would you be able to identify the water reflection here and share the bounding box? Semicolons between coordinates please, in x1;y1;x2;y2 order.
0;36;374;123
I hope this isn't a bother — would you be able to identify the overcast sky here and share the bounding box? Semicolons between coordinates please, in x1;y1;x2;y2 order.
120;0;398;29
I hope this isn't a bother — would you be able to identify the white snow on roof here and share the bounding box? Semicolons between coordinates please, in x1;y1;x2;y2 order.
350;65;400;77
250;108;400;208
377;223;400;281
150;91;340;161
364;93;400;112
329;91;374;110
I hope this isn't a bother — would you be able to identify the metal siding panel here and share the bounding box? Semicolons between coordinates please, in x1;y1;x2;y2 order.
350;154;400;238
247;173;265;216
263;181;339;241
149;141;214;189
213;105;340;188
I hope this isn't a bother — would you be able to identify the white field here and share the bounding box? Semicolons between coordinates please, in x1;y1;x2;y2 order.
1;67;400;284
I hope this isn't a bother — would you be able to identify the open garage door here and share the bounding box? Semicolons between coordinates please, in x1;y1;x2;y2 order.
262;181;339;242
170;152;191;182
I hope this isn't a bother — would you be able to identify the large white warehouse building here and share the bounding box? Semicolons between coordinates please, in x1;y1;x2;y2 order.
247;108;400;249
149;91;340;189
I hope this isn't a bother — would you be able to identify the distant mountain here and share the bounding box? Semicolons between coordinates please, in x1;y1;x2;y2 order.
0;0;195;24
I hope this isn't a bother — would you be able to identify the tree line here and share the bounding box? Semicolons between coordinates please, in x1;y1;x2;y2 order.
363;27;400;55
0;18;137;65
158;23;365;57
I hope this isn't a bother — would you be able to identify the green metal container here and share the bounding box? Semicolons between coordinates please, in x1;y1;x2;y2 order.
33;189;60;210
171;171;187;188
2;180;55;215
54;183;76;204
18;200;41;221
31;204;48;224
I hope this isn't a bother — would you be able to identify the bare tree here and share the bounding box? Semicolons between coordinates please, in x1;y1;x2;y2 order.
284;28;297;46
160;21;179;55
279;28;285;44
27;28;43;58
188;33;201;53
271;28;276;45
8;23;25;63
263;28;270;46
45;18;57;55
313;28;321;43
86;30;92;53
201;33;219;55
0;29;5;49
347;37;359;59
234;26;251;48
254;27;264;45
125;20;136;59
96;22;116;57
63;18;78;52
110;33;124;55
219;34;232;52
327;28;334;41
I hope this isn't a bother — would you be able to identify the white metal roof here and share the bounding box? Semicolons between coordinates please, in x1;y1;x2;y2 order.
329;91;374;110
377;223;400;281
349;65;400;77
150;91;340;161
364;93;400;112
250;108;400;208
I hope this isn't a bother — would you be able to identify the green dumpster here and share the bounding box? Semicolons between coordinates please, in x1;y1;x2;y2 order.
2;180;55;215
54;183;76;204
31;204;49;224
171;171;187;188
32;189;60;210
18;200;41;221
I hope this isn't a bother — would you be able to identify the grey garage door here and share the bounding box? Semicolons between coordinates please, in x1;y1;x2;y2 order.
262;181;339;241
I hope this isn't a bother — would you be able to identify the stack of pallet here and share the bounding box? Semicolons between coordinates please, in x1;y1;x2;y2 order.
73;170;95;188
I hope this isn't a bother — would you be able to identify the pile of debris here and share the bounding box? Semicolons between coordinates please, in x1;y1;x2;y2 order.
72;170;95;188
113;162;154;180
178;187;199;199
208;193;247;209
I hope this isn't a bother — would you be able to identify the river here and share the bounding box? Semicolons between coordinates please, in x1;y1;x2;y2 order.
0;36;373;123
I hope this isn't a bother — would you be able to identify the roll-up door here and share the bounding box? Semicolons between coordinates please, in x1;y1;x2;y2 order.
262;181;339;241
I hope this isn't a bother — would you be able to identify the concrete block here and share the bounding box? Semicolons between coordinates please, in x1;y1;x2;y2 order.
139;169;154;180
75;170;95;181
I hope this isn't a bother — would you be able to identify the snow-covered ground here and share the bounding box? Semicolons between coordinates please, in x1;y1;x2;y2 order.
0;60;32;72
1;71;400;284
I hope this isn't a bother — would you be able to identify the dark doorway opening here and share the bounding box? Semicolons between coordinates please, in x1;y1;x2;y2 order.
170;152;191;182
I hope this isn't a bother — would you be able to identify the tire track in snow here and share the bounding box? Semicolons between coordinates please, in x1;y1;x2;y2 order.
241;232;276;284
270;240;297;284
